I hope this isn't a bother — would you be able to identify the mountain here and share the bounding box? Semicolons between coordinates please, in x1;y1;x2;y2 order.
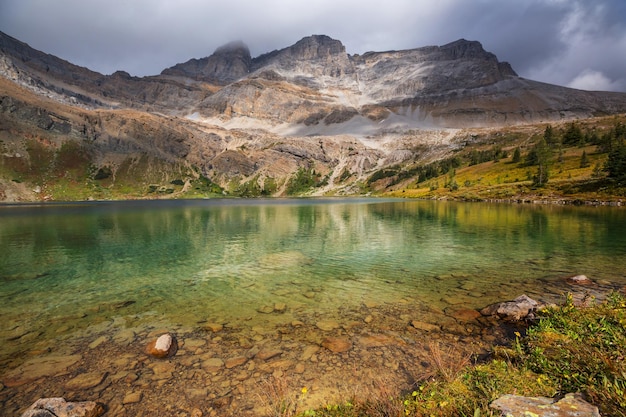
1;30;626;201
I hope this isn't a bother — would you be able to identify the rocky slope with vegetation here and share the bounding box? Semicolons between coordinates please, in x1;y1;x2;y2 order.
2;30;626;202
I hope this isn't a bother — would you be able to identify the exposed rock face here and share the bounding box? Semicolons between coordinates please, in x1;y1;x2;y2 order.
253;35;356;83
2;30;626;201
162;41;252;85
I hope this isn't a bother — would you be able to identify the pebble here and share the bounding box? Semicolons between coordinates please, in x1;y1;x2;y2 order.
146;333;177;358
257;306;274;314
447;308;482;321
202;358;225;372
122;391;142;404
256;349;283;361
410;320;440;332
205;323;224;332
321;336;352;353
225;356;248;369
300;345;319;361
88;335;108;349
65;371;107;390
316;320;340;331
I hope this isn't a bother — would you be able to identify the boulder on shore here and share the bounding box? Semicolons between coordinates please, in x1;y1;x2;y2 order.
21;397;104;417
480;294;545;321
490;392;600;417
146;333;177;358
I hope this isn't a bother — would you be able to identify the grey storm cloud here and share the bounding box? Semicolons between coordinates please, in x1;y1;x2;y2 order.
1;0;625;91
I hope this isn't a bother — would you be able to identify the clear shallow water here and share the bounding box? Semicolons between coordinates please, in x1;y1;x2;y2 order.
1;198;625;364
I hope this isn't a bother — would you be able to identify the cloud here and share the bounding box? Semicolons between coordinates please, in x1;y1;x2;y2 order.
568;69;624;92
0;0;625;91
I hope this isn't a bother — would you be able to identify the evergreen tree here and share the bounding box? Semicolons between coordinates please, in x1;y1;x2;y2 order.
543;125;559;146
512;147;521;163
563;122;584;146
605;143;626;182
580;150;590;168
532;137;551;187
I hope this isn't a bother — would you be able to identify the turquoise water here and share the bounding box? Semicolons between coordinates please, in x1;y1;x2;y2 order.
1;198;625;364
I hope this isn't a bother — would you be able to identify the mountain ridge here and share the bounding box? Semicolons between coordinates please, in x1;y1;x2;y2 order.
2;30;626;201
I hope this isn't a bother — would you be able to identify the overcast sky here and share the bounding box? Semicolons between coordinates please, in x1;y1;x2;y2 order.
1;0;625;92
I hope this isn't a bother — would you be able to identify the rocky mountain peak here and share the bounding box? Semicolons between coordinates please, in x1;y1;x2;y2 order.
161;40;251;85
288;35;346;60
250;35;354;83
213;40;251;58
439;39;490;59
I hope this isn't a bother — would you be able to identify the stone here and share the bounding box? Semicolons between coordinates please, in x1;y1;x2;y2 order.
316;319;340;331
480;294;542;321
205;323;223;332
225;356;248;369
447;308;482;321
202;357;225;372
113;329;136;345
21;397;104;417
410;320;440;332
565;274;594;286
358;334;397;348
122;391;142;405
257;305;275;314
256;349;283;361
88;336;108;349
490;392;600;417
321;336;352;353
300;345;320;361
274;303;287;312
146;333;177;358
65;372;107;390
151;361;175;378
3;354;82;387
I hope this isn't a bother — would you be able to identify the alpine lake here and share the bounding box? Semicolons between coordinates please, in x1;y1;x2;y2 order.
1;198;625;416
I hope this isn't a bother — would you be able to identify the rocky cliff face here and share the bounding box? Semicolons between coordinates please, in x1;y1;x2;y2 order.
161;41;252;85
2;30;626;201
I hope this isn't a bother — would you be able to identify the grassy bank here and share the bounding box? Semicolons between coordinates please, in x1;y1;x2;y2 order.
382;116;626;204
266;292;626;417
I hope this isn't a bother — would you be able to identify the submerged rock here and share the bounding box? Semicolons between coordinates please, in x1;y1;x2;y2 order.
321;336;352;353
410;320;440;332
480;294;544;321
565;274;594;286
490;393;599;417
21;397;104;417
146;333;177;358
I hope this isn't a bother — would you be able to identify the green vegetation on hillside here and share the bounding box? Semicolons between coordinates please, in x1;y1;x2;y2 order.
385;116;626;202
0;139;224;200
